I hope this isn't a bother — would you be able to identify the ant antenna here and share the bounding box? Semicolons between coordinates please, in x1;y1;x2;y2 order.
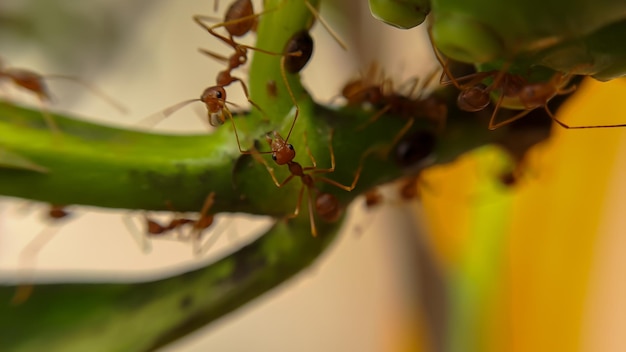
280;30;313;143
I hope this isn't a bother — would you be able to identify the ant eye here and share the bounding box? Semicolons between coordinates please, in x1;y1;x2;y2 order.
216;91;223;99
288;144;294;150
272;154;277;161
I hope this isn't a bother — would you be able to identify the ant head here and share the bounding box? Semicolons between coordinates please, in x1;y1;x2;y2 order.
7;68;50;101
201;86;227;111
457;84;490;112
265;131;295;165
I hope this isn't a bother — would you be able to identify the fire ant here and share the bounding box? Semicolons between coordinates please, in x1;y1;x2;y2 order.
194;0;344;140
192;0;287;115
339;63;387;107
358;68;446;126
124;193;218;256
0;59;126;132
195;0;346;52
340;64;444;119
148;29;313;159
343;67;445;148
252;129;367;237
431;44;626;130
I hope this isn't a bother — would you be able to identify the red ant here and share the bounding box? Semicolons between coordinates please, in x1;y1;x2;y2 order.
125;193;218;255
194;0;345;143
252;129;367;236
431;44;626;130
148;30;313;158
342;64;447;133
342;67;445;149
195;0;346;52
193;0;287;115
0;59;126;132
339;63;387;107
142;4;312;154
356;68;446;127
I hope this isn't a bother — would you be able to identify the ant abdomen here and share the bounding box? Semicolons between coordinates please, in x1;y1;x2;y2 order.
316;193;341;222
224;0;255;37
457;84;490;112
283;30;314;74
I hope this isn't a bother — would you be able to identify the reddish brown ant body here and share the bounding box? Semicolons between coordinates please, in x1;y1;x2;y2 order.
431;44;626;130
193;0;343;145
253;130;366;236
0;59;126;132
340;63;386;107
127;193;218;255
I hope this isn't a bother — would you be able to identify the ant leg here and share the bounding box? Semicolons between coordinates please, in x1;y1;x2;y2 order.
189;192;216;256
249;149;296;187
283;185;318;237
398;76;420;97
305;187;317;236
280;52;302;143
222;106;257;154
194;218;229;257
356;104;392;130
303;0;347;51
428;32;494;89
36;99;61;134
489;108;533;130
301;131;318;168
389;117;415;149
12;217;66;304
45;75;127;114
198;47;230;64
121;212;152;253
544;106;626;129
311;132;376;192
231;77;269;120
487;91;508;130
428;29;462;88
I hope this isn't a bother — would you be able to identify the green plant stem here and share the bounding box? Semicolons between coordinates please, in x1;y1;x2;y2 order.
0;217;339;352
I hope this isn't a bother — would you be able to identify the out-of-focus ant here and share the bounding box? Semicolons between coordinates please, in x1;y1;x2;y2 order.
430;40;626;130
0;59;126;132
125;192;219;256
